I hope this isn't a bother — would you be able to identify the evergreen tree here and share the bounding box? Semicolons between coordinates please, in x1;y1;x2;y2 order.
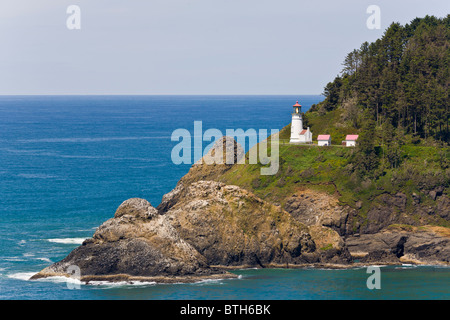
353;119;379;176
316;15;450;143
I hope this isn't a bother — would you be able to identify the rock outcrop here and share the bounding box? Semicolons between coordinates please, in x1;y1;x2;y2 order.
282;187;450;265
161;180;350;267
284;189;354;235
32;181;350;283
32;137;350;283
31;198;230;283
346;225;450;265
31;136;450;283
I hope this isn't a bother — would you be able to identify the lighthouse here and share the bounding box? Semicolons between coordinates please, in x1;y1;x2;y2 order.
289;101;312;144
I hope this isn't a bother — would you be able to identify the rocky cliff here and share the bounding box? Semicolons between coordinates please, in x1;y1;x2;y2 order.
32;137;350;283
32;136;449;283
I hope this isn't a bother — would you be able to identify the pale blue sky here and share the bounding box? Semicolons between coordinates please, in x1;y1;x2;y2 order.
0;0;448;95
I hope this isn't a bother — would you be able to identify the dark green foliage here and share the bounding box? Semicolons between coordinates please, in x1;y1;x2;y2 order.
318;15;450;143
353;119;379;176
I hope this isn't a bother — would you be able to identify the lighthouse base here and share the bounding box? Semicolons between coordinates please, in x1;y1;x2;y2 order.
289;138;313;144
290;127;313;144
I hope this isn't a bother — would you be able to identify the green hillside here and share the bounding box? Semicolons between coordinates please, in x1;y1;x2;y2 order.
307;15;449;144
219;15;450;232
221;136;449;228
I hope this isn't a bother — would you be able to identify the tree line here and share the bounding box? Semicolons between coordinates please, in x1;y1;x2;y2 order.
321;15;449;143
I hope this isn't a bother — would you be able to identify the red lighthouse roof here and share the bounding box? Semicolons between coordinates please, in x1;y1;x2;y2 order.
293;101;302;107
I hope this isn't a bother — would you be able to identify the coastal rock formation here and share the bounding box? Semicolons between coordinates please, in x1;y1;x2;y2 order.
284;189;354;235
31;198;228;283
178;136;245;187
161;180;351;266
32;137;352;283
346;225;450;265
274;186;450;265
31;135;449;283
32;182;350;283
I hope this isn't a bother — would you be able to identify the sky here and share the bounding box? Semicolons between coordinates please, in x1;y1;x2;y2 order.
0;0;448;95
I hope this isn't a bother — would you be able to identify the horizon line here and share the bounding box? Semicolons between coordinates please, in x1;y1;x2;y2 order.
0;93;323;97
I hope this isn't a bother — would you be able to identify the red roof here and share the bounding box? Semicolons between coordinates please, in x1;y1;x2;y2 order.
345;135;359;141
299;129;307;135
317;135;331;140
293;101;302;107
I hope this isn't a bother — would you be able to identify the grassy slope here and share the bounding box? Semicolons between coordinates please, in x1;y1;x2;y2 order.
219;122;450;229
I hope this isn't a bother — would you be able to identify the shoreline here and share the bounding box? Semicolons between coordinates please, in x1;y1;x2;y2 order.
29;260;450;285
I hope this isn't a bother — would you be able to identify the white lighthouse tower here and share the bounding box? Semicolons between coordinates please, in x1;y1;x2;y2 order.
289;101;312;144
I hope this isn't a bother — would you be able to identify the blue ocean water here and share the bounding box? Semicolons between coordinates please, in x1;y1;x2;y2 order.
0;95;449;300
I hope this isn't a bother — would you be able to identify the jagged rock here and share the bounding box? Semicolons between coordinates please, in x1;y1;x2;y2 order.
31;198;225;282
161;180;349;267
437;196;450;219
430;190;438;201
284;189;352;236
31;135;450;283
114;198;158;219
346;225;450;265
32;180;351;283
178;136;244;187
195;136;245;166
412;192;420;205
392;236;408;258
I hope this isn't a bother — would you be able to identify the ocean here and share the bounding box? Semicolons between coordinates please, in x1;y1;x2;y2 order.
0;95;449;300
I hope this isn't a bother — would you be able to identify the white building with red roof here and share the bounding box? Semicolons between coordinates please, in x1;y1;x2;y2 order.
317;134;331;146
343;134;359;147
289;101;312;144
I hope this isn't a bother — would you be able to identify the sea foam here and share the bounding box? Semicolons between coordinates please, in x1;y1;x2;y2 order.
7;272;36;281
46;238;87;244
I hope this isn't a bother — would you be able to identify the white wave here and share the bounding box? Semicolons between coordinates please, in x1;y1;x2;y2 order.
7;272;35;281
41;276;82;285
35;257;53;263
87;280;157;287
17;173;58;179
46;238;87;244
401;264;416;267
4;257;26;262
10;273;84;286
193;277;232;285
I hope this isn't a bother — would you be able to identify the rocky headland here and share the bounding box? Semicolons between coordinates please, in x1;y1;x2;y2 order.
31;137;449;284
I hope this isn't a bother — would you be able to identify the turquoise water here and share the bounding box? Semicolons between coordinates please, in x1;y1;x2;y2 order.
0;95;449;300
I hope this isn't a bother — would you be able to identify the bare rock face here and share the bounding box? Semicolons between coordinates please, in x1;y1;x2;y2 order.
31;181;352;283
113;198;158;219
195;136;245;166
29;137;354;283
162;180;321;267
346;225;450;265
178;136;244;187
284;189;353;235
31;198;223;282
